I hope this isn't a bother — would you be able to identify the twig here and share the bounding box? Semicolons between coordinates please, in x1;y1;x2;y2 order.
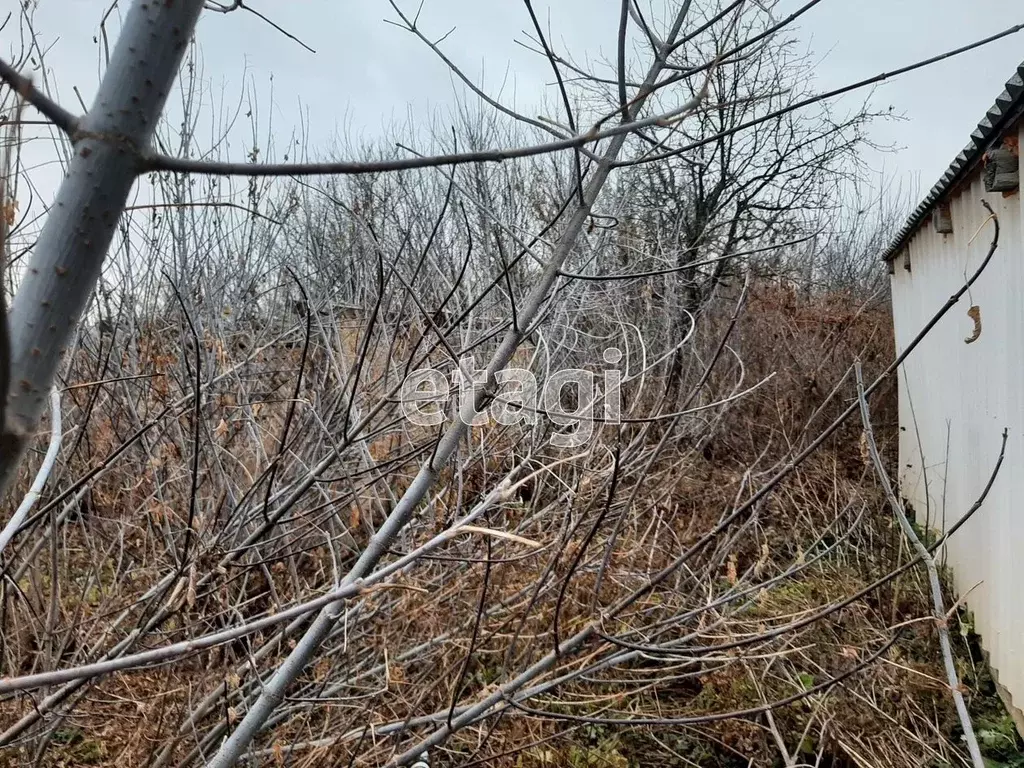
0;59;78;135
854;361;985;768
618;21;1024;168
0;388;62;556
450;525;541;549
239;2;316;54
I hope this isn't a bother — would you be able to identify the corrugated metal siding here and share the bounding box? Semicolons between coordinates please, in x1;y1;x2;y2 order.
890;122;1024;710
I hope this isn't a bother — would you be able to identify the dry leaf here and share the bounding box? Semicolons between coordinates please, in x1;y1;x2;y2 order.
314;658;332;682
754;541;770;576
2;198;17;227
965;304;982;344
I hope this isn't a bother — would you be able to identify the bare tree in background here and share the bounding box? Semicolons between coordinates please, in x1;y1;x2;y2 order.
0;2;1018;766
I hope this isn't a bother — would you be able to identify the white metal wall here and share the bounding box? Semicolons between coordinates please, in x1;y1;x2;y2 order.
890;122;1024;716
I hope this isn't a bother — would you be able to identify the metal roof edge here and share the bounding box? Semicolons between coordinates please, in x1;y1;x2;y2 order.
880;63;1024;262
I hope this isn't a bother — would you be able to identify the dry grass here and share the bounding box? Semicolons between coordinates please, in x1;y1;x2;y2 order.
0;287;1020;768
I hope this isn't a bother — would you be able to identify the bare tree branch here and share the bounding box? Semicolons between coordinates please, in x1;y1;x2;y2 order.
0;57;78;135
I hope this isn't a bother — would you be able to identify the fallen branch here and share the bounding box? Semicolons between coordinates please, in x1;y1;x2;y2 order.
855;360;986;768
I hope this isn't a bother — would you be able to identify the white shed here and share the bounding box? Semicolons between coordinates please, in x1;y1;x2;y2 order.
884;62;1024;730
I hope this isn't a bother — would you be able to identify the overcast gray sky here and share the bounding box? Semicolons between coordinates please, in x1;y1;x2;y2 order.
7;0;1024;209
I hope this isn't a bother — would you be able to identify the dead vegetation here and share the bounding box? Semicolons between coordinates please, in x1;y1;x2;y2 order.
2;2;1023;766
1;286;1020;768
